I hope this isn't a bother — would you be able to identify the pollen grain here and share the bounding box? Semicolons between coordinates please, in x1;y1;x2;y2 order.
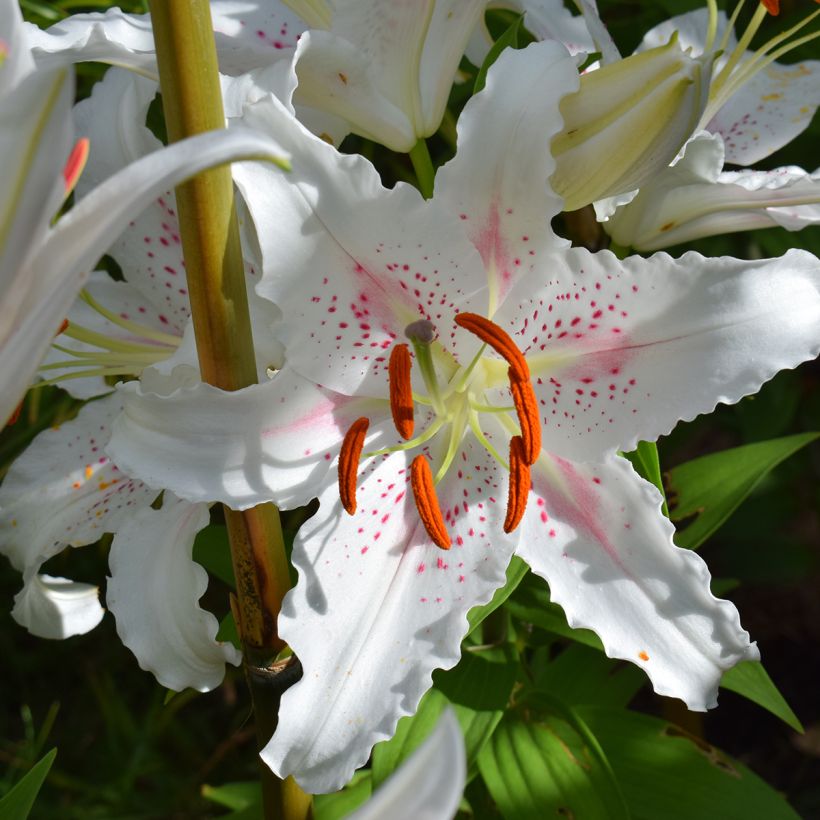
339;417;369;515
388;343;414;439
410;454;451;550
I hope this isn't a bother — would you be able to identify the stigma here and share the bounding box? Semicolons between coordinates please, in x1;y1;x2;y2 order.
337;313;542;549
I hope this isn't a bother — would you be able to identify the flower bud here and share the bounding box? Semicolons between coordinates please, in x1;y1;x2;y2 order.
551;33;714;212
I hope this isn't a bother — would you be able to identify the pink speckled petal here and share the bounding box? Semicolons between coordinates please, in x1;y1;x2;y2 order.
494;246;820;461
0;393;156;575
108;366;394;510
517;454;759;710
706;58;820;165
264;429;516;793
73;69;191;330
435;42;579;314
12;571;104;639
107;495;242;692
233;93;487;397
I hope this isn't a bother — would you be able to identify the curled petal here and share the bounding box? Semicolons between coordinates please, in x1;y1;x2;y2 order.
12;572;104;639
517;454;758;710
107;495;240;692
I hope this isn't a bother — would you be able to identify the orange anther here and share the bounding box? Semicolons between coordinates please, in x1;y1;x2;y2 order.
410;454;451;550
388;343;414;440
504;436;531;533
338;417;369;514
508;368;541;465
454;312;529;380
761;0;779;14
62;138;90;196
57;318;69;336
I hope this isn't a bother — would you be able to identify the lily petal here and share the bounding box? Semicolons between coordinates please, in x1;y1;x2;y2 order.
12;571;104;639
232;93;487;397
264;429;516;792
0;392;155;574
108;367;392;510
107;494;241;692
347;709;465;820
436;41;579;314
495;246;820;461
0;0;36;92
604;131;820;250
517;454;758;710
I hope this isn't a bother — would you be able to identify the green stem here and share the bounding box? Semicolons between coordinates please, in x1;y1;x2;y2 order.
148;3;309;818
409;137;435;199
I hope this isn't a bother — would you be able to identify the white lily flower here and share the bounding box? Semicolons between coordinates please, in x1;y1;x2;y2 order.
637;2;820;166
551;33;713;211
26;0;486;152
0;64;287;692
0;0;291;433
347;709;465;820
104;41;820;792
602;130;820;250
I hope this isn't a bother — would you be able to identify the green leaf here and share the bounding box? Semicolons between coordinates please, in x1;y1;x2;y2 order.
314;771;372;820
477;713;628;820
201;781;259;811
721;661;803;733
216;611;241;649
578;706;801;820
533;643;645;710
474;14;523;94
624;440;668;515
0;748;57;820
467;557;528;636
507;572;603;650
666;432;819;550
192;524;236;586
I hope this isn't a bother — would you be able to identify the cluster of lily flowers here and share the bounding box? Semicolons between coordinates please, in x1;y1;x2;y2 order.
2;0;820;804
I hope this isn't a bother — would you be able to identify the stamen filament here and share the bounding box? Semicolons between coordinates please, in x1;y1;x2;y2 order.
711;25;820;117
717;0;747;56
711;2;768;97
410;454;451;550
388;343;414;440
434;402;468;484
61;323;176;354
504;436;532;534
338;417;369;515
508;368;542;466
36;366;145;386
705;0;720;52
80;289;182;346
408;335;446;415
470;401;516;413
455;313;529;380
468;410;508;471
363;417;444;458
441;343;487;401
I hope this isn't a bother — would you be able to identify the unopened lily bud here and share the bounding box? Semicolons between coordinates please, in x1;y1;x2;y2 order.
551;33;714;212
